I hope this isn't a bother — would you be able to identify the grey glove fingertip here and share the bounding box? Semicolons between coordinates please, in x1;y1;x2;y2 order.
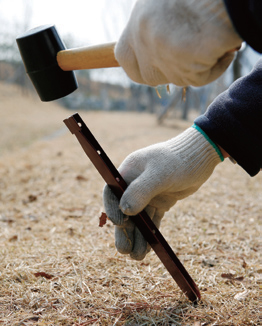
114;221;134;254
103;185;126;225
129;205;156;260
129;228;148;261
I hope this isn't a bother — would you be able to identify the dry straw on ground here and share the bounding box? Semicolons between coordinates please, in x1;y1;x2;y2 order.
0;84;261;325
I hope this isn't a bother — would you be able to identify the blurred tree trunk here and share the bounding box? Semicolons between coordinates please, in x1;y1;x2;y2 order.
146;87;156;113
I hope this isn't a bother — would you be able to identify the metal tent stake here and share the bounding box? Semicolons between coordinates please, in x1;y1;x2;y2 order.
63;113;201;302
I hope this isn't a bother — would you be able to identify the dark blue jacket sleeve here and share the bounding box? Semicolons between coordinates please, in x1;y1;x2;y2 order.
223;0;262;53
194;59;262;177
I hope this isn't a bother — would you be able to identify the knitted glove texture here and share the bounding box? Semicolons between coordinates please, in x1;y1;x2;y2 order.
115;0;242;87
103;127;223;260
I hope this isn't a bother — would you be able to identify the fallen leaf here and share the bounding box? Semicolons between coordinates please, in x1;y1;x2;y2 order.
28;194;37;202
33;272;54;279
99;212;108;227
76;175;88;181
9;235;18;242
23;194;38;204
234;276;244;281
0;215;14;223
242;258;248;269
67;227;74;236
221;273;235;279
221;273;244;282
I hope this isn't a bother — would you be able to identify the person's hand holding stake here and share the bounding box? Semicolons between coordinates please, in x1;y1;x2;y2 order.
104;125;224;260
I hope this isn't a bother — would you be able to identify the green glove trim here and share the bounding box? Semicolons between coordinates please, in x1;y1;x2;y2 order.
192;124;224;162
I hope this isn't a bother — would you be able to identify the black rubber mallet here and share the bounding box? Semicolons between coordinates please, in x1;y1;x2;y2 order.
16;24;119;102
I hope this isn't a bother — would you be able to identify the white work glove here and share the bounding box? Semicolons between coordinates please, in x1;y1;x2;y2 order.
115;0;242;87
103;126;224;260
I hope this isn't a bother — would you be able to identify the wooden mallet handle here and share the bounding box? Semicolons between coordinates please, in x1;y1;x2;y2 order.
57;42;120;71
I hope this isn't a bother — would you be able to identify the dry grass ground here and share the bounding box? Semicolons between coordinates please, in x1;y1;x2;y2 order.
0;83;261;325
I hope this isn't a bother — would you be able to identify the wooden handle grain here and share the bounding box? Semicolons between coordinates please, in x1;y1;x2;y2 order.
57;42;119;71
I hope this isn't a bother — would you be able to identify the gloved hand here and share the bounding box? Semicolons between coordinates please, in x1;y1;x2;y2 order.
115;0;242;87
103;125;224;260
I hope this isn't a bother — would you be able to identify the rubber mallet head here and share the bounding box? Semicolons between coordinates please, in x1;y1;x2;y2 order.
16;24;119;102
16;25;78;101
